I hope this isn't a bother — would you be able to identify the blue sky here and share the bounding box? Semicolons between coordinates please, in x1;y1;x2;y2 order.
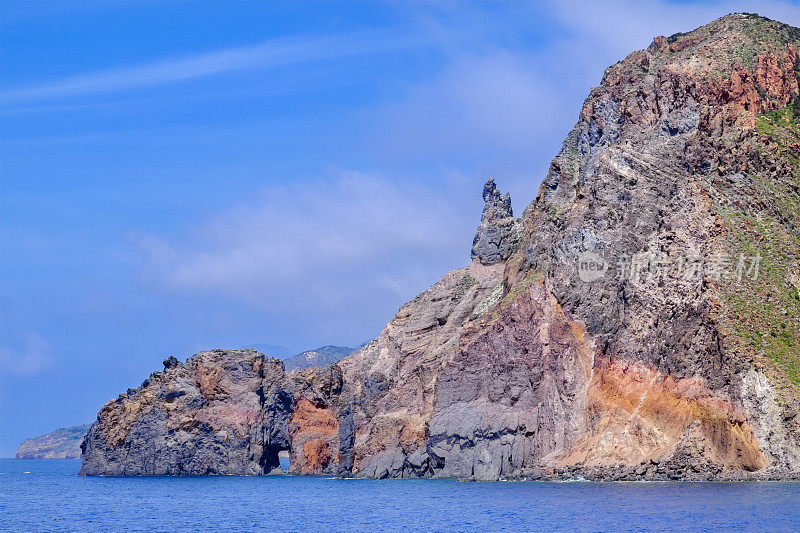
1;0;799;456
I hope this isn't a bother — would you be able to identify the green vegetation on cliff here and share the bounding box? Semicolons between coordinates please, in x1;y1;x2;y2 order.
722;104;800;387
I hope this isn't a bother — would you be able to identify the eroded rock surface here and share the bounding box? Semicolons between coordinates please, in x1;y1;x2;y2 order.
80;350;289;475
471;178;519;264
82;14;800;480
508;13;800;479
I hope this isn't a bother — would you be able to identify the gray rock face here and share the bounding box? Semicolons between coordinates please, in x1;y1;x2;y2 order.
336;260;506;479
427;280;593;480
471;178;519;264
80;350;291;476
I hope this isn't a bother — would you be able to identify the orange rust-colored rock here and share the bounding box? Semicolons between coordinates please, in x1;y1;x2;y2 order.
196;365;224;400
301;439;332;473
291;399;338;436
755;44;799;108
559;357;767;472
288;398;341;474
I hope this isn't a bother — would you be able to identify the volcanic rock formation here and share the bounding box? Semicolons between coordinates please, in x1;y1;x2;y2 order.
80;351;290;475
471;178;519;264
81;14;800;480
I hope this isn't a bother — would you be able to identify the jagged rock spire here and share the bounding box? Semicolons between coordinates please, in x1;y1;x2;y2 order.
471;178;518;264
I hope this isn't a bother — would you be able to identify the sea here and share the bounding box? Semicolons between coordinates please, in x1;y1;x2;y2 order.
1;459;798;532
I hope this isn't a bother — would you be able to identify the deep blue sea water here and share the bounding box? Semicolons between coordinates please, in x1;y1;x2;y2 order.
1;459;799;532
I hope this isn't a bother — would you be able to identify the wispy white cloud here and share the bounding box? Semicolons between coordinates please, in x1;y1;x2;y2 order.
0;333;53;376
373;51;569;157
134;170;479;315
1;27;426;104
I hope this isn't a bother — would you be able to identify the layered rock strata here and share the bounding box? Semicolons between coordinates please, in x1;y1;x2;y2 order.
82;14;800;480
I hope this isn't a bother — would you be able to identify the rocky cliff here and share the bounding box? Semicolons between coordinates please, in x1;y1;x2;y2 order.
16;425;90;459
471;178;519;264
81;14;800;480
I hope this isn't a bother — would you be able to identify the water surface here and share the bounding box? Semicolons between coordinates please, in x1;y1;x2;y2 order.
1;459;797;532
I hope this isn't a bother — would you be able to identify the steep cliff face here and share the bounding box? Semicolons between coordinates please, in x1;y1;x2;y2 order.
503;13;800;478
82;14;800;480
336;259;505;478
80;350;290;475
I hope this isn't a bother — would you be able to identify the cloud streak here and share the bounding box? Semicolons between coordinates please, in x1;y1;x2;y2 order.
134;170;479;317
1;27;426;104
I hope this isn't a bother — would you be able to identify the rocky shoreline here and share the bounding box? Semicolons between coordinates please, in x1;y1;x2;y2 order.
80;14;800;481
